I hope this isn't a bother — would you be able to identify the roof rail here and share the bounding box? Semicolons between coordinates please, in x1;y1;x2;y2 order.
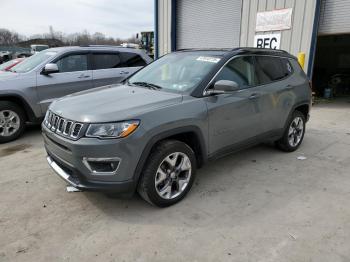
79;45;122;48
233;47;289;54
176;48;232;52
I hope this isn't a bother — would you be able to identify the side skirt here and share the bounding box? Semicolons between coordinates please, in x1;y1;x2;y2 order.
207;129;283;162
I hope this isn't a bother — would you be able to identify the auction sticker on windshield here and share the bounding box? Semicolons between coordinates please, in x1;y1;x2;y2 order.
196;56;221;63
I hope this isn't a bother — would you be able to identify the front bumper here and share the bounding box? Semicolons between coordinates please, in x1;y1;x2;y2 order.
46;154;135;193
42;124;145;194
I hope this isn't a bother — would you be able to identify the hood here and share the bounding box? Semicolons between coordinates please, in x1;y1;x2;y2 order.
50;84;183;123
0;71;20;82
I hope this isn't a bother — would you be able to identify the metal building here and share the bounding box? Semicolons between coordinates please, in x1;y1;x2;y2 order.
155;0;350;97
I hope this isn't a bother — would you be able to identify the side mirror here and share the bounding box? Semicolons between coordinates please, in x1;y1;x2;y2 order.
42;63;59;75
206;80;240;95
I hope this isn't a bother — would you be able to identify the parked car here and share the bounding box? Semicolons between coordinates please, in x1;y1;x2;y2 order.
0;58;25;72
16;53;32;58
0;51;12;63
30;44;49;54
0;46;152;143
42;48;312;207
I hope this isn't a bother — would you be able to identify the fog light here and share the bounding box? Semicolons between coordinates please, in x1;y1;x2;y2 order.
83;157;121;175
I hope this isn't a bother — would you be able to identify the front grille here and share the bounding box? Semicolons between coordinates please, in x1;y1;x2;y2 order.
44;111;84;140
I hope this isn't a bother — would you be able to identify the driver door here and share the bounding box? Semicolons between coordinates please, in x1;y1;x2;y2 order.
36;52;93;113
205;56;265;155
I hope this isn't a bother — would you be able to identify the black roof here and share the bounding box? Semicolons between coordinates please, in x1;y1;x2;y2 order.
176;47;295;59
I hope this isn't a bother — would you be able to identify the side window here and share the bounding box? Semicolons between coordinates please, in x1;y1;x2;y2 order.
120;52;147;67
255;56;291;85
215;56;257;89
56;54;88;73
281;58;293;76
93;53;121;70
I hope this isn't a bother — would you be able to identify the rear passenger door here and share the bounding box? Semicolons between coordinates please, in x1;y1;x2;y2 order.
92;52;147;87
254;56;294;132
92;52;124;87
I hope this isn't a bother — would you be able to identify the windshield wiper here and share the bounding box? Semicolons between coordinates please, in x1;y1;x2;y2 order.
131;81;163;90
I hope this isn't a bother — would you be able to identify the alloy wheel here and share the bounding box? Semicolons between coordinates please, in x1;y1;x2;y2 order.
0;110;21;137
155;152;192;200
288;116;304;147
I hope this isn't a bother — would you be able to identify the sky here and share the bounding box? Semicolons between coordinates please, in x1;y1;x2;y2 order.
1;0;154;39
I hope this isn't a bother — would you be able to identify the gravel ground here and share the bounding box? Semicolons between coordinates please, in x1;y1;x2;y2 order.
0;99;350;262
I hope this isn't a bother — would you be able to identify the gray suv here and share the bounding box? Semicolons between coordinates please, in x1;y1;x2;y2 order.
42;48;311;207
0;46;152;143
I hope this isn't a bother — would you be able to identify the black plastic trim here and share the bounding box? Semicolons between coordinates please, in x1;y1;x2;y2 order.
133;126;207;184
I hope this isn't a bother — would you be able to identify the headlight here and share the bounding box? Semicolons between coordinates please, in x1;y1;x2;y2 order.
86;120;140;139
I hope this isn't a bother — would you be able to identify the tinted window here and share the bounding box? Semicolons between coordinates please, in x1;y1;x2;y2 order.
93;53;121;70
255;56;292;85
120;52;147;67
215;56;257;89
56;54;88;73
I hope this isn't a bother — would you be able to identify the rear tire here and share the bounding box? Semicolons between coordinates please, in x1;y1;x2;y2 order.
137;140;196;207
0;101;26;143
276;110;306;152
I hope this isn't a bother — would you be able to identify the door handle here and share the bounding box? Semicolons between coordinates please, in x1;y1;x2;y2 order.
119;71;129;75
249;93;260;100
78;75;90;79
285;85;293;91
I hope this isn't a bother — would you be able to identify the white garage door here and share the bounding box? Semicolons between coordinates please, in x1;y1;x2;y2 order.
319;0;350;35
176;0;242;49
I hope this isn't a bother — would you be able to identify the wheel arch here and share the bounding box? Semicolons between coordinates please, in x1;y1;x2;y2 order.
0;94;37;122
133;126;207;185
284;101;310;130
294;104;310;121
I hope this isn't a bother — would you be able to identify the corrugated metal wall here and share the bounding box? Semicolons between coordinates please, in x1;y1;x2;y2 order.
176;0;241;49
157;0;319;72
319;0;350;35
157;0;172;56
240;0;317;72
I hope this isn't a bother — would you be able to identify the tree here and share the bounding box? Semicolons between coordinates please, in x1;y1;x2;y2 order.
0;27;141;47
0;28;23;45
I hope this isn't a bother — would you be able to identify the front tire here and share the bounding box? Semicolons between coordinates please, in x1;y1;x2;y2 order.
0;101;26;143
137;140;196;207
276;110;306;152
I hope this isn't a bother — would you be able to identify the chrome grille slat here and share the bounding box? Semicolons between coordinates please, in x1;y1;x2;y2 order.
64;121;73;135
47;112;53;128
71;123;83;138
51;116;59;131
57;118;65;133
44;111;83;140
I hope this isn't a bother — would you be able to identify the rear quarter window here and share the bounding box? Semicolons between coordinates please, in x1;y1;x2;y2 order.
255;56;293;85
120;52;147;67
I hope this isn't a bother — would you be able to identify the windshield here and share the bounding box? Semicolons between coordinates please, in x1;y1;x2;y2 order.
10;50;57;73
0;59;19;71
129;53;222;93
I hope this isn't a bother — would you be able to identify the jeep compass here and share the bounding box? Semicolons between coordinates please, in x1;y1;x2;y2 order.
42;48;311;207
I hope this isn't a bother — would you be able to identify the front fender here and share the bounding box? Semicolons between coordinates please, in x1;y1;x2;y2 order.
132;125;208;185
